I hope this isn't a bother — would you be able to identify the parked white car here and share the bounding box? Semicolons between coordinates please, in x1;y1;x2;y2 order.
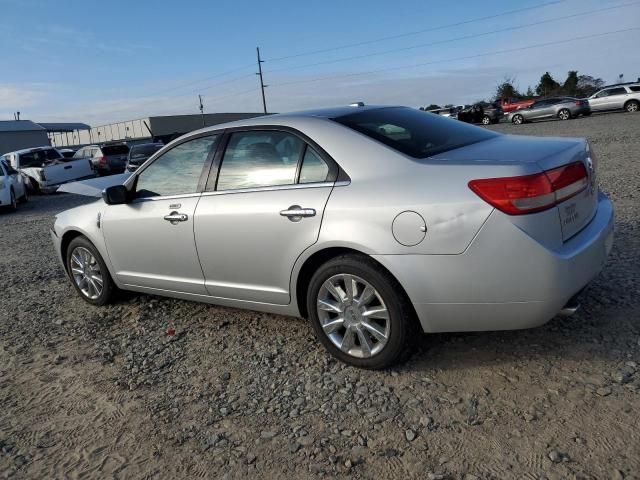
2;146;96;193
0;158;28;211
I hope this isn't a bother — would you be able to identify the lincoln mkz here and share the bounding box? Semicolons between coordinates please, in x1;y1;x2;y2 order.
51;105;614;368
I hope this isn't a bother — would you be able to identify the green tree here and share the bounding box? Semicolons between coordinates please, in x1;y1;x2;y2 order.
495;76;520;100
424;104;442;111
535;72;561;97
524;86;535;98
562;71;579;96
576;75;605;97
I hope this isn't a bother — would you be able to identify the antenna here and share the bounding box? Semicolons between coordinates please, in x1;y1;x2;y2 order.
198;95;205;127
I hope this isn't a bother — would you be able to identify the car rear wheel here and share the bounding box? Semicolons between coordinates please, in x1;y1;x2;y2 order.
512;114;524;125
558;109;571;120
481;115;491;125
306;254;417;369
66;236;115;306
625;100;639;112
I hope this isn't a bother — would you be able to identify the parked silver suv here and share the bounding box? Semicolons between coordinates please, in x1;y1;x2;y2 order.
587;83;640;113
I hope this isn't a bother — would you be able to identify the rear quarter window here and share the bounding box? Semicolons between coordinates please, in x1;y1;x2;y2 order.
332;107;497;159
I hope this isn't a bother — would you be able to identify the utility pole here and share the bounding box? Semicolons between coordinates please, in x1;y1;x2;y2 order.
256;47;268;114
198;95;205;127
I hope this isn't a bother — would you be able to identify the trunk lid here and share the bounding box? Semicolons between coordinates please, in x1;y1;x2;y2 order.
434;134;598;241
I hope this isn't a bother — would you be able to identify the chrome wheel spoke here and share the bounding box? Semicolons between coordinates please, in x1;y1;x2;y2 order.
324;281;346;303
322;317;344;334
343;275;357;302
340;326;355;353
356;285;375;306
362;306;389;320
318;298;342;314
356;328;373;357
361;319;387;342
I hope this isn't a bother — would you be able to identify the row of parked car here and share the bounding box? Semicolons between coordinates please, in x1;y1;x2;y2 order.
429;81;640;125
0;141;164;211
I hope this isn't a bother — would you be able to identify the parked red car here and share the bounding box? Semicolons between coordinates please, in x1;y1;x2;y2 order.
498;97;536;113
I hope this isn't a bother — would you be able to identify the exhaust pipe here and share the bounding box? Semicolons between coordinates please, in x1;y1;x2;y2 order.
559;293;582;317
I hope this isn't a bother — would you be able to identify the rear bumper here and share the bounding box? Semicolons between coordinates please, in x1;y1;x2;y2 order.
374;192;614;333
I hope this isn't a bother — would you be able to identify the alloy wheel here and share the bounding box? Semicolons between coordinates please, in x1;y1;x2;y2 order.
627;102;639;112
559;109;570;120
513;115;523;125
70;247;104;300
482;116;491;125
316;274;390;358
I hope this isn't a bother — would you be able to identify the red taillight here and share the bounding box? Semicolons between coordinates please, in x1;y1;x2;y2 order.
469;162;588;215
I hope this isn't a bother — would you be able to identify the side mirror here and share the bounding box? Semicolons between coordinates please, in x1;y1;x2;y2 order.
102;185;129;205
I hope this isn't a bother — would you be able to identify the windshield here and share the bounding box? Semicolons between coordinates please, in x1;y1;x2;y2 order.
129;144;162;161
102;145;130;155
332;107;498;159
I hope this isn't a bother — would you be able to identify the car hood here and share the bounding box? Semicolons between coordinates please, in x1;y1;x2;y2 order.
57;172;131;197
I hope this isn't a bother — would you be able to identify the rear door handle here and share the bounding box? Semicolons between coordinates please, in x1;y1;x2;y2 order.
163;211;188;224
280;205;316;221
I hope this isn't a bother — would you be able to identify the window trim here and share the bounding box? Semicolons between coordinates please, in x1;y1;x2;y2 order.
204;125;343;193
125;130;222;201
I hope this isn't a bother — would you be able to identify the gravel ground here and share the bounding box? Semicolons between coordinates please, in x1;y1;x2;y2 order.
1;112;639;480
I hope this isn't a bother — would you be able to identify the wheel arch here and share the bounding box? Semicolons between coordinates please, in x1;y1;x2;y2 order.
60;230;85;273
624;99;639;110
293;246;417;324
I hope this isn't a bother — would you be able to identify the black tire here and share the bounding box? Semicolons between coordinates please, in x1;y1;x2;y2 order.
306;254;417;369
7;188;17;212
558;108;571;120
66;236;116;306
19;185;29;203
625;100;639;113
512;114;524;125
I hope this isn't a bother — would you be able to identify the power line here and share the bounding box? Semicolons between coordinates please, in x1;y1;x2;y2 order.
264;1;640;75
266;0;567;62
268;28;639;89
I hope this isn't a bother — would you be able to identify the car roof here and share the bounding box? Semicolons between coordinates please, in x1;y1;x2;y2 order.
186;105;404;136
7;146;57;155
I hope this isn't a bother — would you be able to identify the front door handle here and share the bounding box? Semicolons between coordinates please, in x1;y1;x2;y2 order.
280;205;316;222
163;211;188;225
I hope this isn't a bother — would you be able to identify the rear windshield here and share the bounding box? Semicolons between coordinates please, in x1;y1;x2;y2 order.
102;145;130;155
19;150;54;167
332;107;497;158
130;144;162;160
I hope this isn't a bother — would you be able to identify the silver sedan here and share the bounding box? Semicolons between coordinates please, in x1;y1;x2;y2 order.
508;97;591;124
51;105;614;369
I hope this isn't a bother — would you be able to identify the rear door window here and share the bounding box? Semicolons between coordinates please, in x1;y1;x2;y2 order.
607;87;627;96
333;107;497;159
215;131;304;190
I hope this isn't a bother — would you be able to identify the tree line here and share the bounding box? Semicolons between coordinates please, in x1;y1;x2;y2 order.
423;70;612;111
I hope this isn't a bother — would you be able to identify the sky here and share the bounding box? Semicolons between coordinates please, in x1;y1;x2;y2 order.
1;0;639;126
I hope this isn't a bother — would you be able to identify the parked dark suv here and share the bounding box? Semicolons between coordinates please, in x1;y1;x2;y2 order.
73;143;130;175
457;102;503;125
125;143;164;172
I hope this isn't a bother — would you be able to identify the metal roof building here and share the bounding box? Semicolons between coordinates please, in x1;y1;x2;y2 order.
48;113;265;148
0;120;50;155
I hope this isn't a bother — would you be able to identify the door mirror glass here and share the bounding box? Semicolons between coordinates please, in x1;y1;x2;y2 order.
103;185;129;205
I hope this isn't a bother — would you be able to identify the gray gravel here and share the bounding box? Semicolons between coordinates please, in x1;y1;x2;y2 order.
1;111;639;479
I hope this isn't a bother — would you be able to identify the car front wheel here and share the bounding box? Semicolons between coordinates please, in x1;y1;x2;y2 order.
512;114;524;125
66;236;115;306
307;254;416;369
481;115;491;125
